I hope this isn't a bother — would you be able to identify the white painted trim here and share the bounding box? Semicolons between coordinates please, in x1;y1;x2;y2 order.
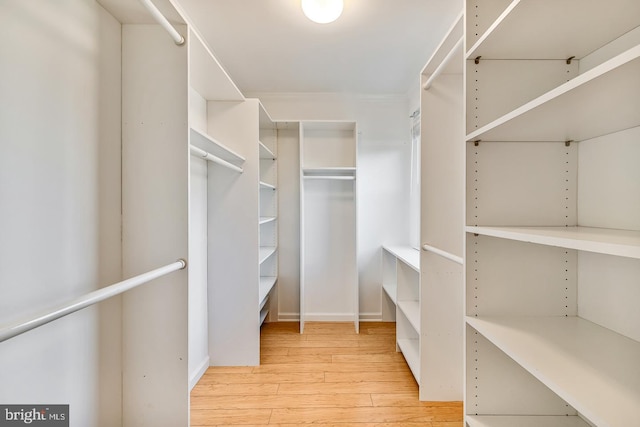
189;356;210;391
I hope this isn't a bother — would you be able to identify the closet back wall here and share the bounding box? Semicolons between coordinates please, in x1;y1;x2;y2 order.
251;93;411;320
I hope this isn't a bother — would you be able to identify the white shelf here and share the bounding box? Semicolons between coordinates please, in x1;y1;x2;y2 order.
383;246;420;272
397;300;420;334
190;128;245;165
466;45;640;142
466;415;590;427
397;338;420;382
259;247;276;264
466;226;640;260
466;0;640;60
259;276;277;307
382;283;397;305
466;316;640;427
259;181;276;191
259;141;276;159
259;216;276;225
188;28;244;101
259;306;269;325
303;167;356;176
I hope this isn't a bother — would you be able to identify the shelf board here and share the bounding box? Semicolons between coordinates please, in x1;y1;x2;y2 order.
188;29;244;101
382;283;397;305
466;0;640;60
466;226;640;260
259;306;269;325
259;216;276;225
397;300;420;334
259;181;276;191
259;247;276;264
303;167;356;177
397;338;420;382
466;415;590;427
383;246;420;272
259;276;277;307
190;128;245;165
466;316;640;427
466;45;640;143
259;141;276;159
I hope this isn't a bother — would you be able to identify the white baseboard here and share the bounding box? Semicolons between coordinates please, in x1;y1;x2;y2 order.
189;355;210;391
278;312;384;322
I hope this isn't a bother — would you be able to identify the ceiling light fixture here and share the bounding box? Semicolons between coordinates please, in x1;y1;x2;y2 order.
301;0;343;24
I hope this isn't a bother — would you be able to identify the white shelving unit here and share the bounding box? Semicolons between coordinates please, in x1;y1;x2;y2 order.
259;104;278;325
299;121;358;333
465;1;640;426
382;245;420;380
417;11;465;401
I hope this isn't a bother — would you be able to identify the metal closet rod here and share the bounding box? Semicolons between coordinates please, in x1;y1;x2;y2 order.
422;244;463;265
304;175;355;181
0;259;187;344
422;36;464;91
190;145;244;173
139;0;185;45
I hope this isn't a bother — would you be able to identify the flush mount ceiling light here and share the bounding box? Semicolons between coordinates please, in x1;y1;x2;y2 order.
301;0;344;24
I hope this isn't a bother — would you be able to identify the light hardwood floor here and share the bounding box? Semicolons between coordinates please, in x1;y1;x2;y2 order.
191;322;463;426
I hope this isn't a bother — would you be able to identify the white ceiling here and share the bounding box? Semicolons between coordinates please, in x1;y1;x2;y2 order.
175;0;462;95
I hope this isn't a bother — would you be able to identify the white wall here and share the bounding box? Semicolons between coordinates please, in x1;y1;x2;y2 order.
0;1;122;425
251;93;411;320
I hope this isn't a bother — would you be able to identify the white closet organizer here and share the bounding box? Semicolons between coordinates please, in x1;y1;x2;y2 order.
418;12;465;402
465;1;640;426
299;121;358;333
259;104;278;326
381;246;420;379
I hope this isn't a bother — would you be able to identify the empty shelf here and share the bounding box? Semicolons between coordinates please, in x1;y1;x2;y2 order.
382;283;397;305
397;300;420;334
466;45;640;143
259;247;276;264
259;276;277;307
466;226;640;260
259;216;276;225
260;181;276;190
467;0;640;60
190;128;244;165
259;141;276;159
383;246;420;272
467;316;640;427
397;338;420;382
466;415;590;427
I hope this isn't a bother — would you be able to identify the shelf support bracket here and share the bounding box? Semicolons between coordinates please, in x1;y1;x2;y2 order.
474;56;481;64
565;140;573;147
474;140;481;147
566;56;576;65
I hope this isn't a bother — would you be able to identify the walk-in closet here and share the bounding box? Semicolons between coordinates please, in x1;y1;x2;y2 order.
1;0;638;426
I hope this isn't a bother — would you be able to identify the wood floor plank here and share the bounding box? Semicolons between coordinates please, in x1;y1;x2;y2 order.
269;406;462;424
252;361;411;374
277;381;418;395
324;370;416;383
260;354;332;364
331;353;406;363
287;346;397;355
258;347;289;356
197;372;324;384
190;383;279;396
191;393;373;410
371;393;464;408
190;409;272;425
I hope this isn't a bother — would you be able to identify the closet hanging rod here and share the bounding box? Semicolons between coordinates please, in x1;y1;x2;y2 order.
422;244;463;265
423;36;464;91
304;176;355;181
0;259;187;344
139;0;185;45
190;145;243;173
